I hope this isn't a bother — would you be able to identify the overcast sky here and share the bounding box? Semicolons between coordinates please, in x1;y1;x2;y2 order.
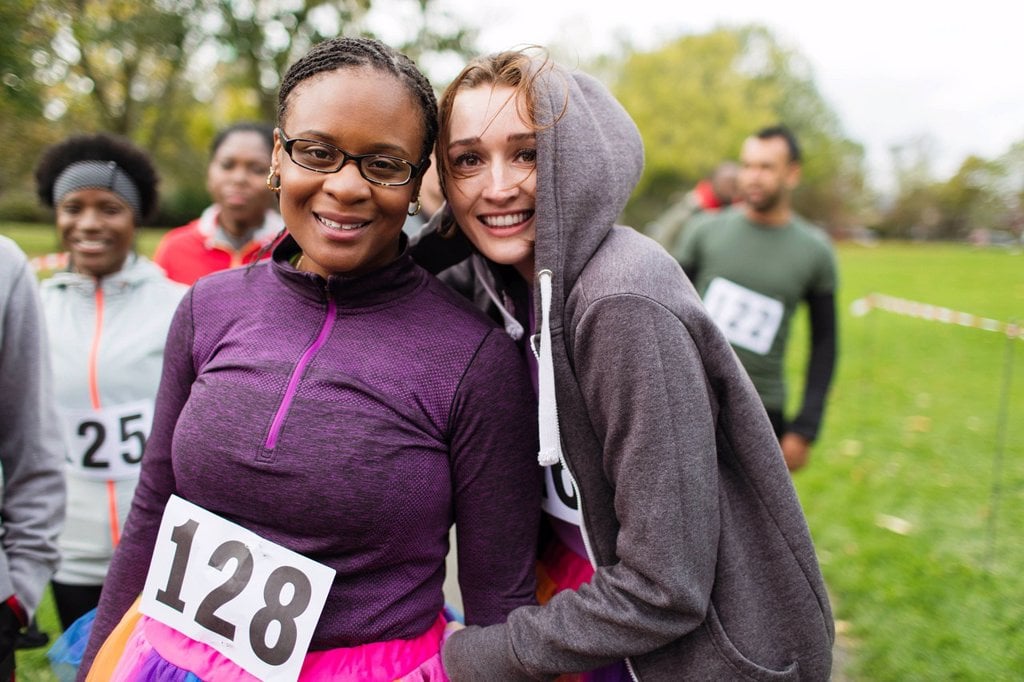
423;0;1021;192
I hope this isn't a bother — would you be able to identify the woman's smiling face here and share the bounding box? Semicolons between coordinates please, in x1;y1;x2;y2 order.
274;66;425;278
444;84;537;282
57;187;136;278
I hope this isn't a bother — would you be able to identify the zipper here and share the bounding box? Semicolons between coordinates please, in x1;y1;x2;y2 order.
264;294;336;450
88;287;104;410
533;270;639;681
88;285;123;548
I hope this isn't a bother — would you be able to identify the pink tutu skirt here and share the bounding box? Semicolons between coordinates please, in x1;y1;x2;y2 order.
87;599;454;681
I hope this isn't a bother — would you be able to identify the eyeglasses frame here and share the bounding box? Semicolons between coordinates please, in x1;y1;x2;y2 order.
276;128;423;187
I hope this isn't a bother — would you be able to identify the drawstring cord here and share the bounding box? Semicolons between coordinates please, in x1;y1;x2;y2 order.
533;270;563;467
473;257;524;340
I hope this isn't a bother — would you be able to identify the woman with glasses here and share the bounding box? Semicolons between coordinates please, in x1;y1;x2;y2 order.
414;49;834;680
153;122;283;285
79;37;540;681
34;133;187;634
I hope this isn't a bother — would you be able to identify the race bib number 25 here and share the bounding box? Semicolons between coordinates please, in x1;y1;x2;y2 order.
60;399;153;480
140;496;335;682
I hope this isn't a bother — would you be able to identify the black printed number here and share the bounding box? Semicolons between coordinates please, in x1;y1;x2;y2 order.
250;566;313;665
119;413;147;463
153;519;312;666
194;541;254;640
76;412;147;468
78;421;107;468
155;519;198;612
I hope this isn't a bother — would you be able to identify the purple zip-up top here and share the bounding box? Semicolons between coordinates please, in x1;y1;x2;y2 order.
82;235;541;670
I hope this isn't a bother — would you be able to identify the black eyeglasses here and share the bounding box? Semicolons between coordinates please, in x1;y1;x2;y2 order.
277;129;421;187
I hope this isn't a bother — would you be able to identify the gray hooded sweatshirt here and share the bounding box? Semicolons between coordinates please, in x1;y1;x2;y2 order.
426;63;834;680
0;236;65;617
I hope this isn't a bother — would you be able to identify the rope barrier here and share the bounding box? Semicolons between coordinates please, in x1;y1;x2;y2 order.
850;293;1023;339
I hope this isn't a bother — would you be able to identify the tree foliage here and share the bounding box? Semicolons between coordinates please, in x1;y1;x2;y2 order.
11;0;475;225
877;137;1024;241
611;24;867;232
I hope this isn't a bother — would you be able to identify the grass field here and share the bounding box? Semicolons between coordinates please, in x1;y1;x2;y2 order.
792;242;1024;680
3;223;1022;679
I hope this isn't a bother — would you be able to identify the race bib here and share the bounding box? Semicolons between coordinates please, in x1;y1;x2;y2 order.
140;496;335;682
702;277;784;355
59;399;153;480
542;463;582;525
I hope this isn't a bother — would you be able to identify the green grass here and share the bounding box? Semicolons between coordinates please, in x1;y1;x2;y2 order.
791;242;1024;680
0;222;167;265
4;225;1023;679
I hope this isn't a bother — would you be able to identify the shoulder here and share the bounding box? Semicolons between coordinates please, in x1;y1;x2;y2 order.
156;220;202;248
0;236;29;280
416;268;505;338
791;214;833;243
0;235;26;262
190;261;263;298
131;257;190;302
573;227;699;317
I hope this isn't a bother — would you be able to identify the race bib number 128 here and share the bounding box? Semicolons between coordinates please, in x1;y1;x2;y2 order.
140;496;335;682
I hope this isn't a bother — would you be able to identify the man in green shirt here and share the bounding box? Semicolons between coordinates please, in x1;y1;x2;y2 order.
677;125;838;471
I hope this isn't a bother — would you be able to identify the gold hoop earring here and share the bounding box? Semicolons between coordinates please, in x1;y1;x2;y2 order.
407;199;421;216
266;168;281;192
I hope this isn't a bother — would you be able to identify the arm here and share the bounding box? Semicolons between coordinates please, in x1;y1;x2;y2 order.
78;291;197;677
673;218;702;284
0;256;65;618
784;290;837;469
450;329;541;625
445;296;721;678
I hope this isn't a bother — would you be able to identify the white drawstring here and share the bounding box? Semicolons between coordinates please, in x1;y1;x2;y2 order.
534;270;563;466
473;257;524;340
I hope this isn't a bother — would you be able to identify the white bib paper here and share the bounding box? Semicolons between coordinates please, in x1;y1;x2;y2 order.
59;399;153;480
702;277;784;355
541;463;582;525
140;495;335;682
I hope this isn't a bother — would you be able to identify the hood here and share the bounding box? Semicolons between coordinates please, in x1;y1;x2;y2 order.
532;64;644;311
528;63;644;468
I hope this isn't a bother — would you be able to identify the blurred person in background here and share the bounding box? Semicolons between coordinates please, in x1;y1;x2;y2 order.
402;152;444;235
646;160;739;251
34;133;187;631
677;125;838;471
154;122;283;284
0;235;66;679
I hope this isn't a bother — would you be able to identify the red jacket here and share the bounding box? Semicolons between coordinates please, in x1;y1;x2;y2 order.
154;205;284;285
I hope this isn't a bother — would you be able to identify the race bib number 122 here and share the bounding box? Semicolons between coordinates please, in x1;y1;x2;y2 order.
140;496;335;682
702;277;784;355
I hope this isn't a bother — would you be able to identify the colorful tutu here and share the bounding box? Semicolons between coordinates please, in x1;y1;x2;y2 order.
536;535;632;682
87;598;453;681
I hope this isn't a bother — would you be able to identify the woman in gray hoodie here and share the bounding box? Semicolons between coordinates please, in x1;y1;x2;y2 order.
417;49;835;681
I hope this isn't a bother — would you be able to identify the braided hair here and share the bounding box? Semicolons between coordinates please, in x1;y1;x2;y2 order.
278;37;438;169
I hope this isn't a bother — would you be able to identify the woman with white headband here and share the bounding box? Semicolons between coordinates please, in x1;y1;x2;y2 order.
33;133;187;633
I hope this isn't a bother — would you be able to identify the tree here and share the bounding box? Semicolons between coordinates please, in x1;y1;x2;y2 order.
610;24;867;232
17;0;476;224
0;0;59;210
